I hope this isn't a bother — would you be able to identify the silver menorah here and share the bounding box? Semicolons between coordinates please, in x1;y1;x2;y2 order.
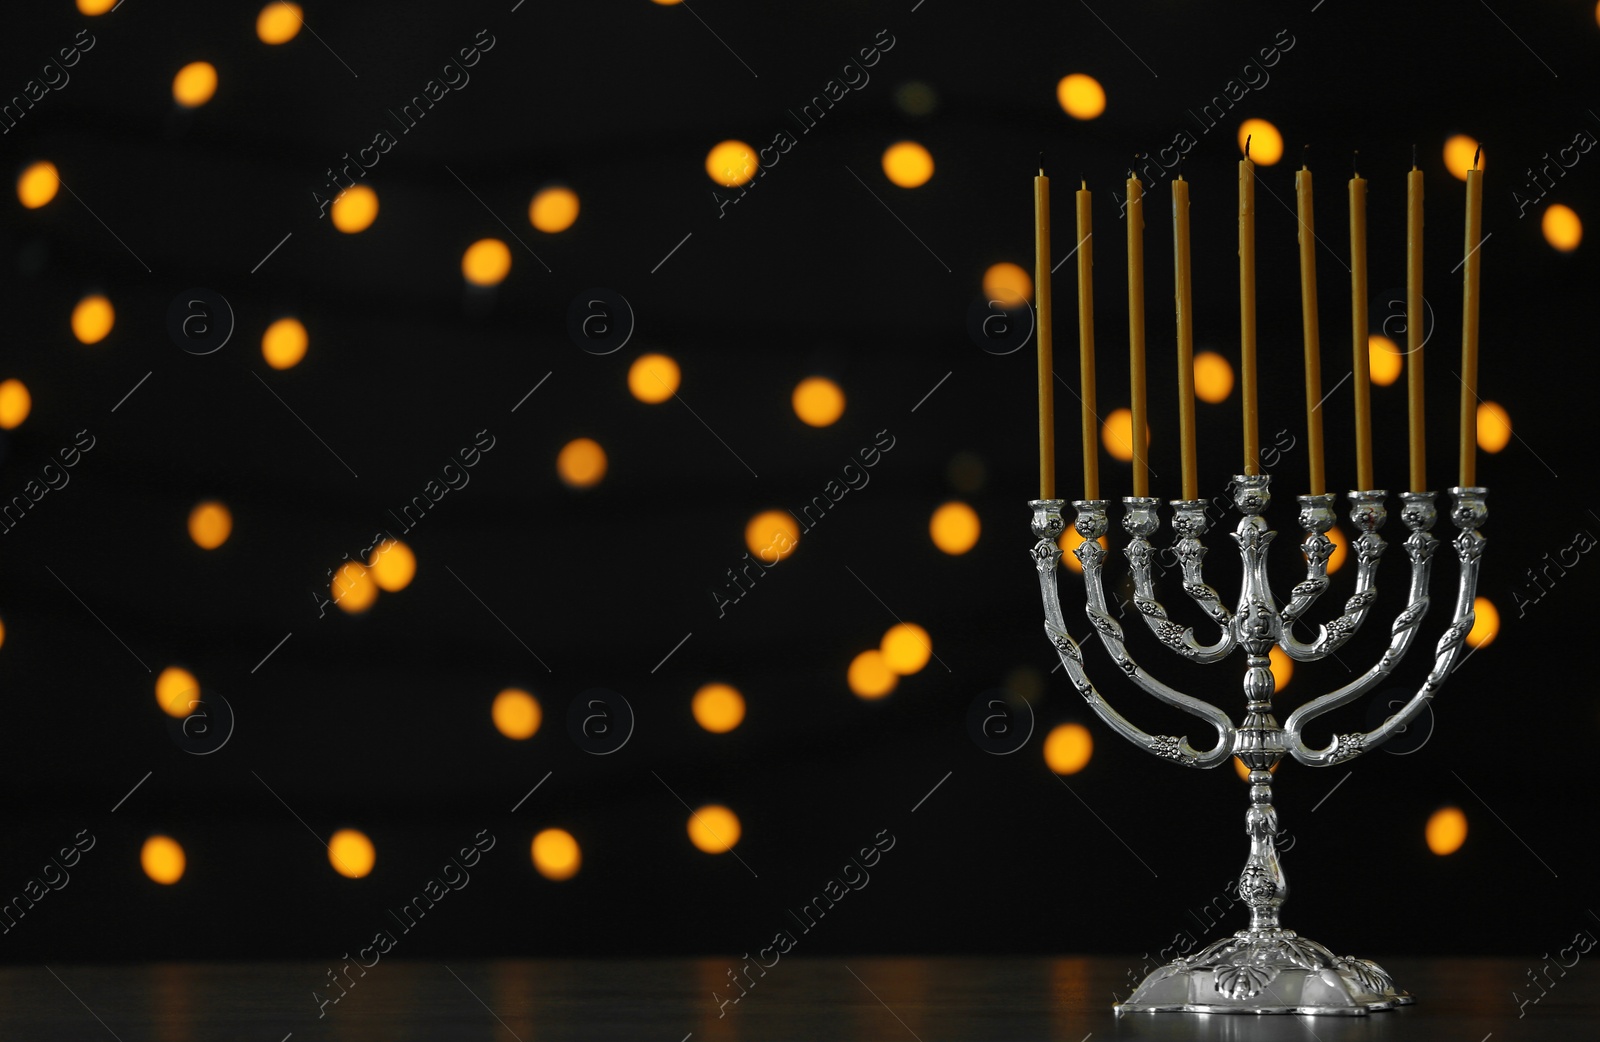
1030;475;1487;1014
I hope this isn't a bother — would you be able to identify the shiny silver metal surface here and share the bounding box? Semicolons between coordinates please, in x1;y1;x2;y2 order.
1029;477;1489;1015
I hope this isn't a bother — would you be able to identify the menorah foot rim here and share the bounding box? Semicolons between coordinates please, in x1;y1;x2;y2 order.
1112;929;1413;1015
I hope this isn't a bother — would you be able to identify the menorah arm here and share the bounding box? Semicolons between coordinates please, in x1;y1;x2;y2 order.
1282;493;1439;752
1030;502;1235;769
1059;501;1235;768
1286;490;1485;767
1035;554;1230;768
1278;493;1336;627
1276;491;1388;662
1127;498;1235;664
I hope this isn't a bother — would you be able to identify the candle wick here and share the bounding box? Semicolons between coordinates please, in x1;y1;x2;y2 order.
1245;134;1252;159
1302;143;1310;169
1473;143;1482;170
1353;148;1360;179
1412;142;1418;170
1039;150;1046;177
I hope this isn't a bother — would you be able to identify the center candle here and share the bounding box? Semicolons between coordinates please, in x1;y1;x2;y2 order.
1239;151;1260;475
1077;180;1099;500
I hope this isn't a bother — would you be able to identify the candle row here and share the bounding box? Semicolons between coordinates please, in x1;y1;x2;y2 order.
1033;152;1484;501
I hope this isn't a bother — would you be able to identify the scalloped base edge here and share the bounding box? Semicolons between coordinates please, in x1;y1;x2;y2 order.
1113;943;1414;1015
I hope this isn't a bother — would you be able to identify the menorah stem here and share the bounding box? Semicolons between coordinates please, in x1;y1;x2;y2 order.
1241;767;1286;931
1228;473;1290;931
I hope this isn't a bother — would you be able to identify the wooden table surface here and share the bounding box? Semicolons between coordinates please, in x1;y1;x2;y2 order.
2;956;1590;1040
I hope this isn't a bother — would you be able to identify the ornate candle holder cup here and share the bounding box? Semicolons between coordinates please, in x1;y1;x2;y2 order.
1029;477;1487;1015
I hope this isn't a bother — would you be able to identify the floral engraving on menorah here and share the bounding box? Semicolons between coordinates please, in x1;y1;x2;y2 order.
1029;477;1487;1015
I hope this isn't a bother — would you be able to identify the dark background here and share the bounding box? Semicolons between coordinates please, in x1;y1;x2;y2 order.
0;0;1592;965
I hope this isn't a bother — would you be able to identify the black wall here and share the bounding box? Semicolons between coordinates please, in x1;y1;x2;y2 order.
0;0;1594;962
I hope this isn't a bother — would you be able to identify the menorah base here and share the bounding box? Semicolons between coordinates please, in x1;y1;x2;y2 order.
1114;928;1414;1015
